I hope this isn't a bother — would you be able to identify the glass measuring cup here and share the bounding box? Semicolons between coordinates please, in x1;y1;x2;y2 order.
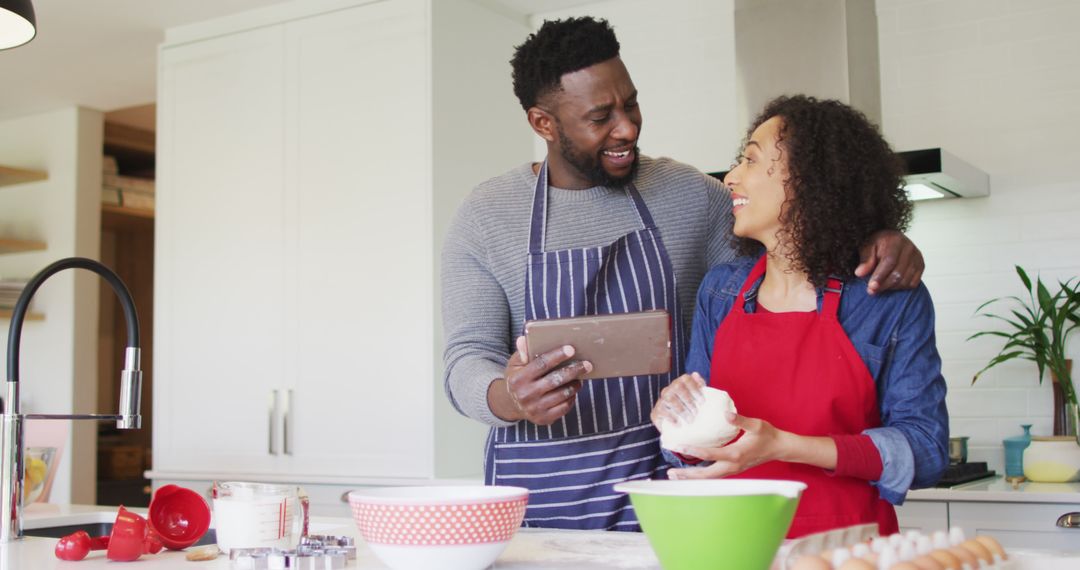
212;481;309;554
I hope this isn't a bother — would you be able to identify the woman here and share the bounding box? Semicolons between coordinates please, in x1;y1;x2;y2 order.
650;95;948;537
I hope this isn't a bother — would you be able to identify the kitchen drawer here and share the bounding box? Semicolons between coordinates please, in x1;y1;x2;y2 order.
949;502;1080;551
895;500;949;534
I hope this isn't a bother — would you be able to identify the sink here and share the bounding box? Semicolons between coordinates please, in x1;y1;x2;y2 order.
23;522;217;546
20;506;351;548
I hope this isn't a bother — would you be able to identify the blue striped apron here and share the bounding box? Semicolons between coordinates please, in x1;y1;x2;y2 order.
484;161;686;531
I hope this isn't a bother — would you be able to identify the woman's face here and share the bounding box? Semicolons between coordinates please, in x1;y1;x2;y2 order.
723;116;790;249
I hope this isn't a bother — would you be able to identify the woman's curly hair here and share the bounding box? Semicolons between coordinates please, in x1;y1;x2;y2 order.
735;95;912;286
510;17;620;111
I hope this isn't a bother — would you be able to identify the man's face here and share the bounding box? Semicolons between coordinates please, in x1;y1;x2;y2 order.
544;57;642;188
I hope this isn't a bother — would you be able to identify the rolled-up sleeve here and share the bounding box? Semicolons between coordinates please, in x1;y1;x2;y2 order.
865;284;949;504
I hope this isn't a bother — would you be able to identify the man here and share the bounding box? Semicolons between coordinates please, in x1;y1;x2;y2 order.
441;16;922;531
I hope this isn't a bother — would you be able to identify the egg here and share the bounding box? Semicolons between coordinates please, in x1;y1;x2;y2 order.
831;548;853;567
947;546;978;568
973;535;1007;561
931;531;950;550
948;527;966;546
927;549;962;570
911;555;945;570
960;539;993;565
792;554;833;570
837;558;875;570
890;563;921;570
851;543;872;559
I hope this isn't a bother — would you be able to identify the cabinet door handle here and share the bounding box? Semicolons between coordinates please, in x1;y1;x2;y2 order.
283;389;293;456
1058;512;1080;529
269;389;281;455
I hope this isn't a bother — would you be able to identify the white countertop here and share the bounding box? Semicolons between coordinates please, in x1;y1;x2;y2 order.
5;503;1079;569
907;475;1080;503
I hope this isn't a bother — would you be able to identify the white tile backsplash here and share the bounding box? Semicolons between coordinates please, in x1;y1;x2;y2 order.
879;0;1080;474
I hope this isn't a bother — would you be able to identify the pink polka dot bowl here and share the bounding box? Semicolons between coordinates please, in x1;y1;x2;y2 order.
347;486;529;570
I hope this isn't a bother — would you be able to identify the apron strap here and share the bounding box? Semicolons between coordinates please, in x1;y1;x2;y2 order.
527;160;654;255
821;277;844;318
624;182;657;230
527;161;551;255
734;255;768;312
736;256;844;317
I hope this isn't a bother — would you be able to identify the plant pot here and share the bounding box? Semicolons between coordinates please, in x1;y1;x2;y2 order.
1023;436;1080;483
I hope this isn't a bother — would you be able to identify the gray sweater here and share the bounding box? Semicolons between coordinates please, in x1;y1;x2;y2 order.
441;156;736;428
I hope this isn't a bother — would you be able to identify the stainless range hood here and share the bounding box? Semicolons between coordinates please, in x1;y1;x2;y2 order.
731;0;989;201
897;148;989;200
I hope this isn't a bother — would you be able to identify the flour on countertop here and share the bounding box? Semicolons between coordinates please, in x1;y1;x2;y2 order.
495;530;660;569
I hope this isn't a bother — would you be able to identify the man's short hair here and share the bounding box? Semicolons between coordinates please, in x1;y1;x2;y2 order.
510;16;620;111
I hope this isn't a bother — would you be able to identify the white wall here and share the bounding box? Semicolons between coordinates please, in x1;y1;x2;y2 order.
0;106;103;504
431;0;533;477
531;0;739;173
877;0;1080;471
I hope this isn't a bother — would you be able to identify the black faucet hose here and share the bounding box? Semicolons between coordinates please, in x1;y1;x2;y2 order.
5;257;140;387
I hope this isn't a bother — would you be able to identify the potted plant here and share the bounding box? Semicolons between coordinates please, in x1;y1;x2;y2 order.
969;266;1080;443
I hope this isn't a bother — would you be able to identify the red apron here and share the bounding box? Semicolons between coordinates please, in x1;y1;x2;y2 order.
709;256;898;538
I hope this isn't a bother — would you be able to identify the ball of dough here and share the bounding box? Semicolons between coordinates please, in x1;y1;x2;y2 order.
660;387;739;450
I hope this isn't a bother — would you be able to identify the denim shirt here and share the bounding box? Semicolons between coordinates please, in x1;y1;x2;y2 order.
673;257;949;505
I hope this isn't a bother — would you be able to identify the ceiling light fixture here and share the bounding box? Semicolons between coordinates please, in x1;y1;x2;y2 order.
0;0;36;50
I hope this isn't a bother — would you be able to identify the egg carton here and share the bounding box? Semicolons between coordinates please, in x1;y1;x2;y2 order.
778;525;1015;570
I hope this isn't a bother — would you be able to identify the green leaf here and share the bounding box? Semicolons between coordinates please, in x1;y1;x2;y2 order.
980;313;1029;332
1016;265;1033;292
974;297;1003;314
1037;278;1055;316
966;330;1019;341
972;350;1028;384
1010;309;1035;328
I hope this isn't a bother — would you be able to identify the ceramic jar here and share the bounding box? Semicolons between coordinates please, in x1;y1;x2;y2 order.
1003;424;1033;480
1022;436;1080;483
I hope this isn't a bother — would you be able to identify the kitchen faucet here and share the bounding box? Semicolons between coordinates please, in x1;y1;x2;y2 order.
1;257;143;542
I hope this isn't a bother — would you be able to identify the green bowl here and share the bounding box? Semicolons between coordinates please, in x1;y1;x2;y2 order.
614;479;806;570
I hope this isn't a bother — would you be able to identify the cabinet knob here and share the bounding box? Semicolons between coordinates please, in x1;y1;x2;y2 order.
1058;512;1080;529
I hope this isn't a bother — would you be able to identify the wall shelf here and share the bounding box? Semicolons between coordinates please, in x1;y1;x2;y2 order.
0;309;44;322
0;165;48;187
0;238;47;255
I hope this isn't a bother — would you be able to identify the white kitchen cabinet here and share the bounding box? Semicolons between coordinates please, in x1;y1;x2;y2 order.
901;480;1080;552
152;0;531;484
155;24;288;475
895;500;949;535
949;502;1080;552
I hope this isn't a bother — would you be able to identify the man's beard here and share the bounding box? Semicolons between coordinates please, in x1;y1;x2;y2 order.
557;124;639;188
